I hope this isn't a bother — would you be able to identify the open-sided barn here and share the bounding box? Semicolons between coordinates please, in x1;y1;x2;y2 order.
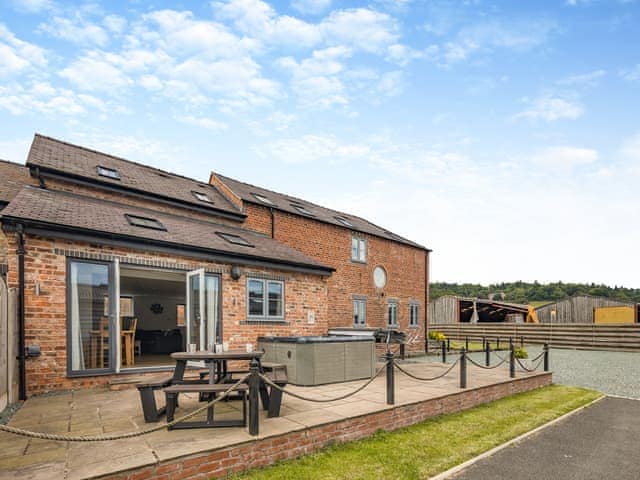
535;295;639;324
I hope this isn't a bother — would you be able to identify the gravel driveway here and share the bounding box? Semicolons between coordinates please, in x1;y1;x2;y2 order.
415;345;640;399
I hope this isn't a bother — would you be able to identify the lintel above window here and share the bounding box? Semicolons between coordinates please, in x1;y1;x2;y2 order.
216;232;254;247
124;214;166;231
192;191;213;203
96;165;120;180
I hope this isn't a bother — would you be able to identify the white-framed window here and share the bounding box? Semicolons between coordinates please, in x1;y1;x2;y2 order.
353;298;366;326
387;301;398;327
410;303;419;327
351;236;366;263
247;278;284;320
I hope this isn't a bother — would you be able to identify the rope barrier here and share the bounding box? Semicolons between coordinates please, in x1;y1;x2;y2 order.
466;355;508;370
393;357;461;382
515;356;544;373
258;364;387;403
0;375;250;442
492;352;508;362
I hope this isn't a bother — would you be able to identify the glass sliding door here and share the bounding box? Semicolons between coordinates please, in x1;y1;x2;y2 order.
186;269;220;351
68;259;114;373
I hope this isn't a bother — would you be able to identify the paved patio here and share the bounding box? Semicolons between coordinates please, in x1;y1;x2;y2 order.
0;361;546;480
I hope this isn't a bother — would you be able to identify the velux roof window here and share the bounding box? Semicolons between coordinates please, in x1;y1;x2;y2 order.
192;191;213;203
216;232;254;247
125;214;166;231
252;193;275;206
335;216;353;227
96;165;120;180
292;203;314;216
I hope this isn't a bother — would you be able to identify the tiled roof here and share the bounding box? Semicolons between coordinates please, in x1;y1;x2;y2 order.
0;159;35;206
1;186;333;274
215;174;427;250
26;134;243;218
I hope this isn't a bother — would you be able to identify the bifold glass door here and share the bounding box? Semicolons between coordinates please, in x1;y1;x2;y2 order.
186;269;220;351
68;259;115;374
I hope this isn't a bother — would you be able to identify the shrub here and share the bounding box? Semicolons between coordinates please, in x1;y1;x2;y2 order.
514;347;528;359
428;331;447;342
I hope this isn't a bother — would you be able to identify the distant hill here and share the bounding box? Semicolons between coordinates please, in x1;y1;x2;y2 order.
430;281;640;305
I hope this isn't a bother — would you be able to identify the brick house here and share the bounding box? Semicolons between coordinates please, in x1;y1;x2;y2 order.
0;134;429;397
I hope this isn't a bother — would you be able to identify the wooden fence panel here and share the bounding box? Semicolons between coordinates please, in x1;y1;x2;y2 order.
430;323;640;351
0;278;18;410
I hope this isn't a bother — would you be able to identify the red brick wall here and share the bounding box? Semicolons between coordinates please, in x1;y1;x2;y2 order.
5;235;328;394
242;203;429;353
43;178;243;226
102;373;552;480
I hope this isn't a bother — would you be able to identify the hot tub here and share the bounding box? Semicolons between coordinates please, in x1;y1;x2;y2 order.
257;336;376;386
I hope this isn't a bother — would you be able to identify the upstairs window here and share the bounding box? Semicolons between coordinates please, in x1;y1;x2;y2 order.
247;278;284;319
96;165;120;180
351;236;366;262
387;301;398;327
353;298;366;326
216;232;254;247
192;191;213;203
252;193;275;206
335;216;353;227
125;214;166;231
410;304;419;327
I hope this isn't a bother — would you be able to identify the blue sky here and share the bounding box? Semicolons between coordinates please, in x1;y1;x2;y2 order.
1;0;639;286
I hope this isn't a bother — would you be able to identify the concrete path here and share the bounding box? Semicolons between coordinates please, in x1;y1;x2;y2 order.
452;396;640;480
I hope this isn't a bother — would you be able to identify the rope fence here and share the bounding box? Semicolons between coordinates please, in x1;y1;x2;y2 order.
0;375;250;442
0;344;552;441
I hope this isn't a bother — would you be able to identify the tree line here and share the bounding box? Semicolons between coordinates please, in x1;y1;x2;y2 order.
430;281;640;305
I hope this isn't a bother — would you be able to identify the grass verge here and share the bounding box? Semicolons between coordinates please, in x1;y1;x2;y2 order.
230;385;600;480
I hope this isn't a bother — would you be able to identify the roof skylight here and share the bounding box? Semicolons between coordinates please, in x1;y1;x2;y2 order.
125;214;166;231
192;191;213;203
252;193;275;206
292;203;314;216
97;165;121;180
216;232;254;247
335;216;353;227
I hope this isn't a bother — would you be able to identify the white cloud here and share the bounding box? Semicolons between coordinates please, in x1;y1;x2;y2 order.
620;64;640;82
258;134;370;164
10;0;55;14
558;69;606;87
59;53;133;92
322;8;399;54
0;24;47;77
177;115;227;131
39;14;110;46
385;43;424;66
0;81;111;116
514;95;584;122
621;133;640;164
291;0;332;15
428;19;558;66
103;15;127;34
278;46;351;108
531;146;599;171
376;70;403;98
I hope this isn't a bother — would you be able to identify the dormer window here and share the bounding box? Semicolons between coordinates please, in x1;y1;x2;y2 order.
292;203;314;216
192;191;213;203
97;165;120;180
252;193;275;206
335;216;353;227
216;232;254;247
125;214;166;231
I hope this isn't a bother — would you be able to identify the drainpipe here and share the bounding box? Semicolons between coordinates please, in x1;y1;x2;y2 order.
424;250;429;353
269;207;275;239
16;224;26;401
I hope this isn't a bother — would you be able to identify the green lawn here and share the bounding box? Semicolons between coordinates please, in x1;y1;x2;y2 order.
449;340;505;351
230;385;601;480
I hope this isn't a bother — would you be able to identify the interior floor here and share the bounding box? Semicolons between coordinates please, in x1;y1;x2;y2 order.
125;353;175;368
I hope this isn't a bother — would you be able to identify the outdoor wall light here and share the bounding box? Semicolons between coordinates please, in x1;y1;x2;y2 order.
25;345;41;358
230;265;242;280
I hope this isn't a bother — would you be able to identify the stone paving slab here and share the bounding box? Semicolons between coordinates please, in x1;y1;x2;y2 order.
0;361;541;480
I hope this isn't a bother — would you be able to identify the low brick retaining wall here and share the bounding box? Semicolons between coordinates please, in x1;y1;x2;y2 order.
101;372;552;480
